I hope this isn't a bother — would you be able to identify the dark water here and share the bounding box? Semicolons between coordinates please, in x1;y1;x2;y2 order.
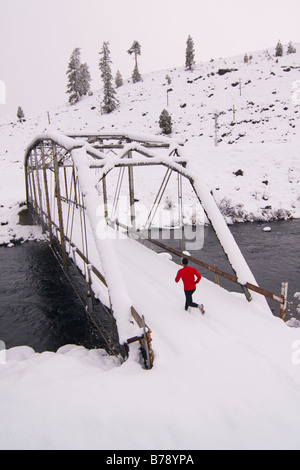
0;219;299;352
146;219;300;319
0;241;119;353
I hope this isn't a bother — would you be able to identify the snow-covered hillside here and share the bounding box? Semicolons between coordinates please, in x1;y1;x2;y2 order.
0;44;300;245
0;45;300;451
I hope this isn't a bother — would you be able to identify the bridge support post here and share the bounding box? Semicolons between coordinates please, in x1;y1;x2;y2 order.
34;148;44;225
40;142;53;246
53;143;68;271
29;153;38;217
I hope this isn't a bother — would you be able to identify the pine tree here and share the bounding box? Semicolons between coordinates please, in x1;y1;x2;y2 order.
275;40;283;57
17;106;25;122
99;41;118;113
66;48;92;104
243;53;249;63
185;35;195;71
287;41;296;54
66;47;82;104
127;40;142;82
159;109;172;134
115;70;123;88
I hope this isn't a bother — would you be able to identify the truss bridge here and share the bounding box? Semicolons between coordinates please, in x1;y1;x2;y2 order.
24;131;288;368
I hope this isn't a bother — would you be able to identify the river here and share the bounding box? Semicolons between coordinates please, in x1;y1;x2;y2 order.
0;219;299;352
0;241;120;353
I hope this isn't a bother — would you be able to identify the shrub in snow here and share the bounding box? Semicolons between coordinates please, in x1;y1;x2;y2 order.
17;106;25;122
275;40;283;57
287;41;296;54
272;208;292;220
217;68;238;75
217;197;245;223
159;109;172;134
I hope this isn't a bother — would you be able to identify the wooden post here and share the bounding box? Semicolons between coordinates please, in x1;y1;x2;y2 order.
53;143;68;270
242;285;252;302
142;314;152;370
280;282;288;320
214;273;221;286
130;307;153;369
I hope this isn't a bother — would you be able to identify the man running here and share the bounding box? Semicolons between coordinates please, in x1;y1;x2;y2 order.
175;257;205;314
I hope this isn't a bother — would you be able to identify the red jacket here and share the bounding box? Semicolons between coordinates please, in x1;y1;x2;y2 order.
175;266;201;291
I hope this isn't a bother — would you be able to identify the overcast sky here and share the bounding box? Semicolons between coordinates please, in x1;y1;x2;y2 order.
0;0;299;118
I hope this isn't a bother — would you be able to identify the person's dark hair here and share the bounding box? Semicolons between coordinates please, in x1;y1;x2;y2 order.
182;257;189;265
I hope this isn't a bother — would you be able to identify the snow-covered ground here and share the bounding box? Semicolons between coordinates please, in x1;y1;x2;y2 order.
0;45;300;450
1;241;300;450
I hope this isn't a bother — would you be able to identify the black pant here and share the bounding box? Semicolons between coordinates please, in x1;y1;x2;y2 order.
184;289;199;310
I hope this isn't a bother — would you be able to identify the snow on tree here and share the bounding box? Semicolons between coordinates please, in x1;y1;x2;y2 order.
287;41;296;54
185;35;195;71
66;47;91;104
127;40;142;83
159;109;172;134
115;70;123;88
17;106;25;122
275;40;283;57
99;41;118;113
